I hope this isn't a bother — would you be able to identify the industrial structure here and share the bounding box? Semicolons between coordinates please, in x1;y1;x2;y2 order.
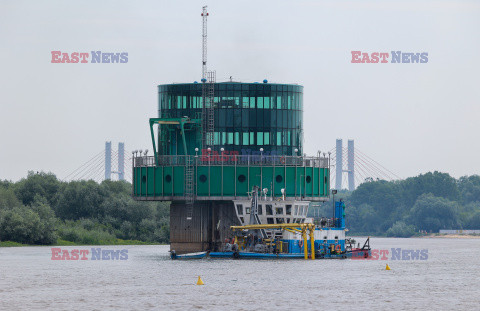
104;141;126;181
335;139;355;191
131;7;330;253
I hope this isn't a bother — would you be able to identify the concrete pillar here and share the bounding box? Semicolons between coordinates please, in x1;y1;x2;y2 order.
118;142;125;181
105;141;111;180
335;139;342;190
348;139;355;191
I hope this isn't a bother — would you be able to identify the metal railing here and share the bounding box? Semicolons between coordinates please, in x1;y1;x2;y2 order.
134;154;328;168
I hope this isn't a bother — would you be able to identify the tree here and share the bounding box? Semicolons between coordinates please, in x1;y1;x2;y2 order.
402;171;460;207
386;221;415;237
14;171;60;206
55;180;107;220
457;175;480;204
409;193;459;232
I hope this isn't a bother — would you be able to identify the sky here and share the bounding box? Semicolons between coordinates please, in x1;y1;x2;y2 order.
0;0;479;182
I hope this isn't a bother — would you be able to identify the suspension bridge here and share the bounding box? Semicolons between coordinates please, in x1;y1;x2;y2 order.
63;142;135;183
62;139;401;190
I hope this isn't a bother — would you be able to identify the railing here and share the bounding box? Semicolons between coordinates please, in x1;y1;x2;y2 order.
133;155;328;168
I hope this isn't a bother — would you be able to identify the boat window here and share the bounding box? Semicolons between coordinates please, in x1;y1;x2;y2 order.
294;205;299;215
276;218;284;224
300;206;305;216
275;207;284;215
286;205;292;215
258;204;263;215
266;204;273;215
267;217;274;224
286;218;290;223
335;236;338;240
236;204;243;215
323;236;327;240
299;218;304;223
292;218;296;223
245;207;250;214
304;206;309;216
240;217;244;224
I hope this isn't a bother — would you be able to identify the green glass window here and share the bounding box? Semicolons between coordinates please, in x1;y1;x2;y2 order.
250;132;254;145
214;132;220;145
228;132;233;145
277;131;282;146
264;132;270;145
264;97;270;109
235;132;239;145
249;97;255;108
222;132;226;145
243;132;249;145
258;97;264;109
277;96;281;109
257;132;263;145
242;97;249;108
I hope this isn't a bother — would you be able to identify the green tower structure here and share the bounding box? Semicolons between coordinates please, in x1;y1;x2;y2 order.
132;81;330;253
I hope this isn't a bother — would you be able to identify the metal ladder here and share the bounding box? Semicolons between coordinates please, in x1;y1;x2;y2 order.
202;71;216;149
185;155;195;220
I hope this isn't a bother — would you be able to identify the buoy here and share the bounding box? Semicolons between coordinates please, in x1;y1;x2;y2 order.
386;264;391;270
196;276;204;285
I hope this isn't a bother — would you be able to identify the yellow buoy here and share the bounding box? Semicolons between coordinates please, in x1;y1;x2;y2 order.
386;264;391;270
196;276;204;285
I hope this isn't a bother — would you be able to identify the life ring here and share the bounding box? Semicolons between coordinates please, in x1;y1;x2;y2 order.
298;240;303;248
335;244;341;252
280;156;286;164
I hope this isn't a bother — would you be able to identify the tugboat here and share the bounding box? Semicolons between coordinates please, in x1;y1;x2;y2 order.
175;186;371;260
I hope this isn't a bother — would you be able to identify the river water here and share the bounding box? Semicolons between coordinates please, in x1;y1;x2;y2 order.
1;237;479;310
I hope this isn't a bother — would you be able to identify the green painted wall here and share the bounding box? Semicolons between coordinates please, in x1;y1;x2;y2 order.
133;165;329;200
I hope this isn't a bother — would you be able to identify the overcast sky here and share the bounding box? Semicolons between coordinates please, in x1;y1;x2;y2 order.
0;0;479;182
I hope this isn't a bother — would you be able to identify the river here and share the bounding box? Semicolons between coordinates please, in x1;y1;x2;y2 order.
1;237;479;310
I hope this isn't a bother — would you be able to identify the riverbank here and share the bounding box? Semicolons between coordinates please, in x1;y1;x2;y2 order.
0;239;163;247
420;234;480;239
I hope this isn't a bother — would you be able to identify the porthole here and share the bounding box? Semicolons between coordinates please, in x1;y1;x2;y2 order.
165;175;172;182
275;175;283;183
238;174;246;182
199;174;207;183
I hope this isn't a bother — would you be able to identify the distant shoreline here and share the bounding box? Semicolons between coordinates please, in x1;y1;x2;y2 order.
420;234;480;239
0;240;165;247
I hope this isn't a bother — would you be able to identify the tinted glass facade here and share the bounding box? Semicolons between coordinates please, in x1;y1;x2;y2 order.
158;82;303;156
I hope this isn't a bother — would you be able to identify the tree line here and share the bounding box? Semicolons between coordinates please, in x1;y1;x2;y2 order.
314;171;480;237
2;170;479;244
0;172;169;245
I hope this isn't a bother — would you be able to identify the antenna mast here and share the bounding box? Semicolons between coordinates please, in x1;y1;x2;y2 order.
201;6;208;81
201;6;215;149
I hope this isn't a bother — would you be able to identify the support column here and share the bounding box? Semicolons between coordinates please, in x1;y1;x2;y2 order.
348;139;355;191
105;141;112;180
335;139;342;190
118;142;125;181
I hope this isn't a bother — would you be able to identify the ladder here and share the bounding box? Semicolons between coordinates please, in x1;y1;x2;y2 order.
202;71;216;149
185;155;195;220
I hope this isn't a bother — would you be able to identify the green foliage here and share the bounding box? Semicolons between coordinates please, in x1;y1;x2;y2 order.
0;204;57;244
14;171;60;206
409;194;459;231
0;171;170;245
344;172;480;237
386;221;416;237
458;175;480;204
